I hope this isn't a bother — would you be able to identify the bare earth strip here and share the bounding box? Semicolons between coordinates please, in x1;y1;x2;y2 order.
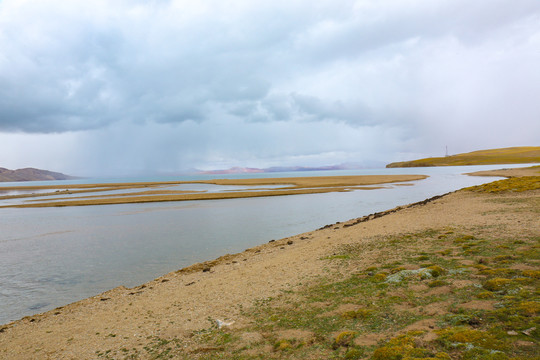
0;168;538;359
0;175;426;208
466;165;540;178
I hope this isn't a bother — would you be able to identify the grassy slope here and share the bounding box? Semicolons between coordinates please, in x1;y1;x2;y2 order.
386;146;540;168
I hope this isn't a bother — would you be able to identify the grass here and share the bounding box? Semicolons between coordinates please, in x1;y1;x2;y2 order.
121;224;538;359
386;146;540;168
464;176;540;193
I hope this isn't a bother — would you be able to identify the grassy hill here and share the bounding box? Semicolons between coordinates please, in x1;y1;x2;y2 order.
386;146;540;168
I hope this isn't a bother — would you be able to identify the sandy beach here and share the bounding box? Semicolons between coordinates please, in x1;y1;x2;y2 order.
0;168;538;359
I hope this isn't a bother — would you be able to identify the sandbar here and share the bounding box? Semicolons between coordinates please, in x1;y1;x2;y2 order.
0;174;427;208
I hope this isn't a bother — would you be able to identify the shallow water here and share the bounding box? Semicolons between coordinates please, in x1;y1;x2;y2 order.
0;164;532;324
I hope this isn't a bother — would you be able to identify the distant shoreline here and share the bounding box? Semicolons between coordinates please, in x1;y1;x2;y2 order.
0;167;76;182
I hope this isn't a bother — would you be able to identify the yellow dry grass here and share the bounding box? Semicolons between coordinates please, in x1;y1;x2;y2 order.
386;146;540;168
0;175;427;208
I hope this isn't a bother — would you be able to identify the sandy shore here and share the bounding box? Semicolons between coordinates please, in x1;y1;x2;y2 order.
465;165;540;178
0;174;427;208
0;169;538;359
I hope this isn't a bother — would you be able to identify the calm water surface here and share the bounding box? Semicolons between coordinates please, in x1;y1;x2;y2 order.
0;165;531;324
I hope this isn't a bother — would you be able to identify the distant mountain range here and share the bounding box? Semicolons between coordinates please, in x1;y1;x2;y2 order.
197;163;370;175
0;167;77;182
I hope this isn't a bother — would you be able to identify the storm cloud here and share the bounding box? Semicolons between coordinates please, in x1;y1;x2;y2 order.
1;0;539;175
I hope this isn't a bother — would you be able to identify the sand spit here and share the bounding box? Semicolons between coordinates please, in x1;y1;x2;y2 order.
0;174;427;208
466;165;540;178
0;169;538;359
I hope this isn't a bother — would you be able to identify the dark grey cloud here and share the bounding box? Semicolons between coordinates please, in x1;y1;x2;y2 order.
0;0;539;174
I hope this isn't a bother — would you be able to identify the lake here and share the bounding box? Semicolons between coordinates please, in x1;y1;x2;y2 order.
0;164;530;324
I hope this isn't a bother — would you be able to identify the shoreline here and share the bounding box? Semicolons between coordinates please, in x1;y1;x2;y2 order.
1;189;451;327
0;168;538;359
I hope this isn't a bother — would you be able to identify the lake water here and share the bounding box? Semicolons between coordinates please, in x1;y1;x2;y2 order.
0;164;531;324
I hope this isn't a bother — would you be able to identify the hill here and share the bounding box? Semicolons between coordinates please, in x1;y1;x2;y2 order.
386;146;540;168
0;167;76;182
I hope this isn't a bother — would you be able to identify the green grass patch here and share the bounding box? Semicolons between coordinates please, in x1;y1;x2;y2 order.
137;225;539;359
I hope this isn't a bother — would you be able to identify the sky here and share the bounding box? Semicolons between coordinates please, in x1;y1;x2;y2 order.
1;0;539;176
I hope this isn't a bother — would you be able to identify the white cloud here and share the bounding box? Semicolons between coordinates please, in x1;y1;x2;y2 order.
0;0;539;174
